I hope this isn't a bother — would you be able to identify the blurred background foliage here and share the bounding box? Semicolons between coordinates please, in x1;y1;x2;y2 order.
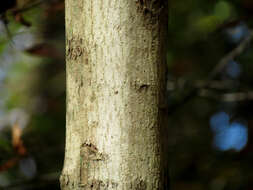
0;0;253;189
168;0;253;190
0;0;65;189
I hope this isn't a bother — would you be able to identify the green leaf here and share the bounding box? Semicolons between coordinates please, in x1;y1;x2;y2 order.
0;139;12;153
214;1;232;22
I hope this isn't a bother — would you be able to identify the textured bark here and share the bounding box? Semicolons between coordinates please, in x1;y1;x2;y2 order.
60;0;169;189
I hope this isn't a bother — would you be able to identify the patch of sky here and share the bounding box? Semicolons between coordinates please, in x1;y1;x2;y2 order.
225;22;250;44
0;20;6;35
0;68;6;81
12;29;34;51
225;60;241;78
210;112;248;151
210;112;229;132
19;157;37;179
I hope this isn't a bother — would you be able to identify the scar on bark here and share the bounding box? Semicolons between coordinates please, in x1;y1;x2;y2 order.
139;84;150;92
131;80;150;92
81;142;108;161
80;142;109;186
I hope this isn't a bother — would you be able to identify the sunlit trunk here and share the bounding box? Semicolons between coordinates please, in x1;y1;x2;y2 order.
60;0;169;189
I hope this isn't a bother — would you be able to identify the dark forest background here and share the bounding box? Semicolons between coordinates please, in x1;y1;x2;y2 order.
1;0;253;189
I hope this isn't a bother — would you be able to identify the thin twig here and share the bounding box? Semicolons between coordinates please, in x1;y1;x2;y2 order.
208;31;253;80
13;0;44;14
168;31;253;115
199;89;253;102
167;79;238;91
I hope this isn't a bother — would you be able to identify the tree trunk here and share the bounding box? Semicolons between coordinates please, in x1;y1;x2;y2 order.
60;0;169;189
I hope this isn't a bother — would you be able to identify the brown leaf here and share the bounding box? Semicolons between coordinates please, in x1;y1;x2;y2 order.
0;157;19;172
12;123;27;156
26;43;61;59
12;123;22;148
15;12;31;27
44;1;64;17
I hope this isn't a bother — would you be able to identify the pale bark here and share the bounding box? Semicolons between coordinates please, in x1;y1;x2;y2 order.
60;0;169;189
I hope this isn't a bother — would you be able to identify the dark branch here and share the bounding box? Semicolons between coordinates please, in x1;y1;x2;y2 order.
168;31;253;115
